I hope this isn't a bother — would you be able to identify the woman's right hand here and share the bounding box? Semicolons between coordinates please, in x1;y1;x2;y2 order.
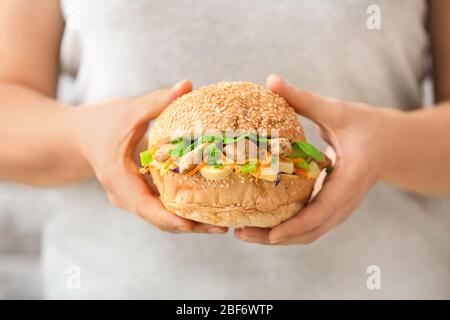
67;80;228;234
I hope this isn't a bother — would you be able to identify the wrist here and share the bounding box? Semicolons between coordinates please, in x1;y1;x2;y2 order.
62;106;94;180
374;107;408;183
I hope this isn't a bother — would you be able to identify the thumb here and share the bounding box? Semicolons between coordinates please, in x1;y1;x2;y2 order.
122;80;192;158
266;74;342;127
132;79;192;121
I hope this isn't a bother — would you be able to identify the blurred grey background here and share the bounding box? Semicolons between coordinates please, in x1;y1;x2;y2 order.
0;182;55;299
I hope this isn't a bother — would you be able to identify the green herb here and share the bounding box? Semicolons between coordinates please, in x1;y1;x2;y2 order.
213;163;224;169
289;143;307;158
184;142;196;153
295;159;310;171
248;133;268;143
236;133;250;142
169;140;186;157
169;136;205;158
290;141;324;162
240;163;258;174
199;134;223;144
206;143;221;165
297;141;324;162
139;150;153;166
170;137;185;144
258;136;268;143
223;133;268;144
222;134;247;144
223;136;237;144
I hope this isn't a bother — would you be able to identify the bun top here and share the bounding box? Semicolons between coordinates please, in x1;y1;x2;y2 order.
149;81;305;144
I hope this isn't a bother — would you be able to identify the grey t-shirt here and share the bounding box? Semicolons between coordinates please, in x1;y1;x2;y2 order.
43;0;450;298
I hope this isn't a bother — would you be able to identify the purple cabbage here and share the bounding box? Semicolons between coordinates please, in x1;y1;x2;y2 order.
274;174;281;187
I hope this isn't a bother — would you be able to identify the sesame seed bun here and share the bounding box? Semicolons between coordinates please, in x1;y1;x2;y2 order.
148;81;315;227
151;168;314;228
149;82;305;146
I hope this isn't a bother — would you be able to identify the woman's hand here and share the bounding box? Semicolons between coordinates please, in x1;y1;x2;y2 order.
235;74;392;245
68;80;228;234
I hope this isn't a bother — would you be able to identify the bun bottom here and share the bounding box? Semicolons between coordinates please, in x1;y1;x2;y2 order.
163;201;303;228
150;168;315;228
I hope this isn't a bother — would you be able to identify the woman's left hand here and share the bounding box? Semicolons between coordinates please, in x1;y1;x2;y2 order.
235;74;393;245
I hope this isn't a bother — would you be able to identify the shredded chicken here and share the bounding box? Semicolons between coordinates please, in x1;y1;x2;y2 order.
154;144;176;162
269;138;292;157
224;140;265;163
178;143;207;174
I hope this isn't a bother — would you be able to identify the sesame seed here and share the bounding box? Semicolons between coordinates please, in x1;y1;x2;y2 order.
148;82;306;145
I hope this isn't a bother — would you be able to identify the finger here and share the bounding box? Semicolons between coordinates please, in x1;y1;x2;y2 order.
266;74;342;127
108;164;229;234
121;80;192;158
272;196;357;245
136;192;195;233
234;227;271;244
234;173;355;246
268;163;354;244
235;198;353;246
103;165;196;233
273;221;331;245
131;79;192;122
194;223;228;234
234;164;349;245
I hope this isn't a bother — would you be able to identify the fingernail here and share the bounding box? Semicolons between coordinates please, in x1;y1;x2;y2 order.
172;80;186;91
234;229;248;240
270;73;284;82
175;223;191;233
237;235;260;243
207;227;227;234
270;73;280;79
269;236;287;244
234;231;246;240
235;231;251;242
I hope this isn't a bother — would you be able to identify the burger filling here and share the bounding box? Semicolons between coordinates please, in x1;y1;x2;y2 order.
140;133;331;182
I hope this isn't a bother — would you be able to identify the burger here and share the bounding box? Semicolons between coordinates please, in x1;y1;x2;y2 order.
139;82;331;228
